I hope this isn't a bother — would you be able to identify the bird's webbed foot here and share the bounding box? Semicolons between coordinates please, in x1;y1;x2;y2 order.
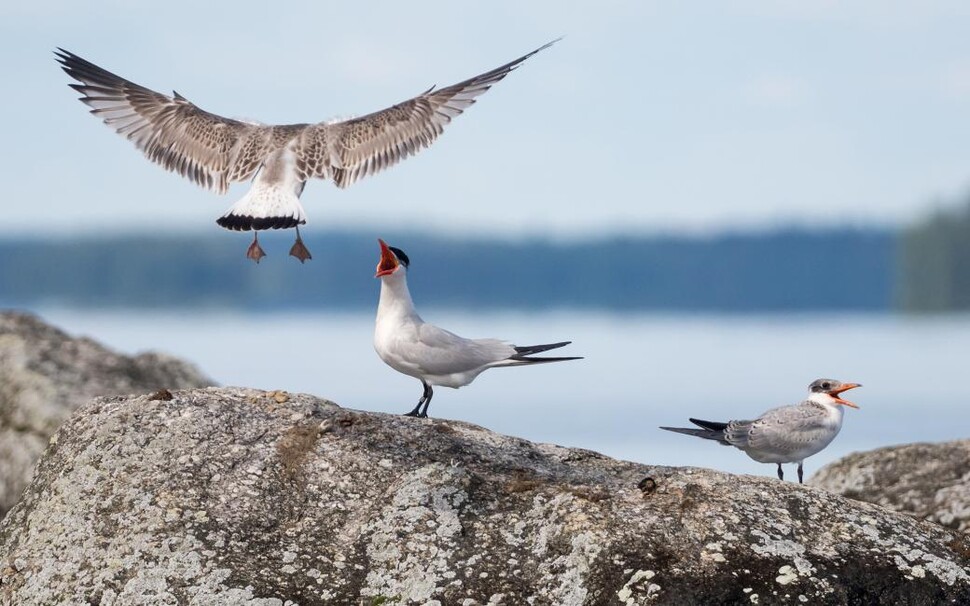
246;234;267;264
289;227;312;263
404;383;432;418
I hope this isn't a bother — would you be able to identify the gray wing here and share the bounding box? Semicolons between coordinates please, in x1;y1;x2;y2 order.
410;323;515;376
297;40;558;186
729;403;833;454
56;48;274;194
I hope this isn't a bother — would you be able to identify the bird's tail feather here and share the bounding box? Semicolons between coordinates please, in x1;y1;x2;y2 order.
659;425;731;445
504;355;583;366
511;341;572;358
216;159;306;231
216;178;307;232
503;341;581;366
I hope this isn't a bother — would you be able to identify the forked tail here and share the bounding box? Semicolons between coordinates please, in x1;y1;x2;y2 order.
506;341;582;365
659;418;731;445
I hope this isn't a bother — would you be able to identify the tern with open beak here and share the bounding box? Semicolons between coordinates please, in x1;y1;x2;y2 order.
56;40;558;263
660;379;861;483
373;239;581;418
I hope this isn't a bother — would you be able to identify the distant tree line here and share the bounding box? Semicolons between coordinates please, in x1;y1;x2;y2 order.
0;228;895;312
897;196;970;311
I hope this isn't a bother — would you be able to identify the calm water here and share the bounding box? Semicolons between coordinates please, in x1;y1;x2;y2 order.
36;308;970;481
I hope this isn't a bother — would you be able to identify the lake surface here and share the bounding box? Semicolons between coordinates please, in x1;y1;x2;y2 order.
35;308;970;482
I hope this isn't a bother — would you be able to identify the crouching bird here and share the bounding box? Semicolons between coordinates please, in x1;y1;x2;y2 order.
660;379;861;483
373;239;581;418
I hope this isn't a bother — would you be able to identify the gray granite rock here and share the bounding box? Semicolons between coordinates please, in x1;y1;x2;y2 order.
1;387;968;605
0;311;213;518
811;440;970;534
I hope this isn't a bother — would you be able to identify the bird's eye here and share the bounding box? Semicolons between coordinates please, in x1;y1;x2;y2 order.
822;382;831;390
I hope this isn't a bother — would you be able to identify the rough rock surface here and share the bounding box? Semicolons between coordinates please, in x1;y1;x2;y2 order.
0;311;213;518
812;440;970;534
1;389;968;605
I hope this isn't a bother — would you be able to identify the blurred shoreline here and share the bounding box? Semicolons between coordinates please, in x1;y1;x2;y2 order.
0;226;897;312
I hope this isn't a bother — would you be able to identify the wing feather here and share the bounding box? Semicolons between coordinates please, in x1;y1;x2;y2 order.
56;48;268;193
742;403;834;454
58;40;558;193
409;324;513;376
301;39;558;187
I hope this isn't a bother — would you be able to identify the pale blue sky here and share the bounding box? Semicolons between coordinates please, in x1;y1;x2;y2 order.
3;1;970;238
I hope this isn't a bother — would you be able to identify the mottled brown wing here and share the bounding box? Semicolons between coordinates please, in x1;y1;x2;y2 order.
56;48;268;193
317;39;558;188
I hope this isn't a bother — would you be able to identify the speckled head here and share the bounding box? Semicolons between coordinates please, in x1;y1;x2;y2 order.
808;378;861;408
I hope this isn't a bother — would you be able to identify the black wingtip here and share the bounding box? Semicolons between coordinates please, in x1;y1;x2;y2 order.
512;37;561;68
515;37;562;64
54;49;71;69
513;341;572;357
54;48;82;67
540;36;564;51
689;418;729;431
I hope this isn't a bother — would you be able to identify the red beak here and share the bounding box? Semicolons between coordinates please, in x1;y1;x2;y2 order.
375;239;399;278
831;383;861;409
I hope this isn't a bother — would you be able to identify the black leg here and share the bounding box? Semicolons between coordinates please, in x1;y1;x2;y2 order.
404;382;432;417
776;463;784;481
418;384;434;418
797;463;804;484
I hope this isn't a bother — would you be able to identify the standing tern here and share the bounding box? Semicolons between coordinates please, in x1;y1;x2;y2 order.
55;40;558;263
660;379;861;483
373;239;581;418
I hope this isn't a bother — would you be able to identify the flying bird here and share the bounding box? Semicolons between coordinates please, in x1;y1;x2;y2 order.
55;41;558;263
660;379;861;483
373;239;581;418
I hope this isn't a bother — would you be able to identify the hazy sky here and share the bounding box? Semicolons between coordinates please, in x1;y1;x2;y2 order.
4;1;970;238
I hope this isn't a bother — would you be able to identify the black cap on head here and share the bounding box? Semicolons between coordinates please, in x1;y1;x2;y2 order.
389;246;410;267
809;378;841;393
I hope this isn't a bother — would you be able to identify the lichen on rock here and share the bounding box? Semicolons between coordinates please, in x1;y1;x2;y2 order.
811;440;970;534
0;387;968;605
0;311;213;519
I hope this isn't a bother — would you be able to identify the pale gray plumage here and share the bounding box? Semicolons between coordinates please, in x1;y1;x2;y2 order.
661;378;862;483
717;402;838;456
373;239;580;418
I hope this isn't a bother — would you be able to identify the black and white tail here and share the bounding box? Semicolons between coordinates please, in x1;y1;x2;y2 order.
216;147;307;231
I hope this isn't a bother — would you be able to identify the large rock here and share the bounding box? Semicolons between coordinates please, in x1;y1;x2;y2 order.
0;311;213;518
1;389;968;605
811;440;970;534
